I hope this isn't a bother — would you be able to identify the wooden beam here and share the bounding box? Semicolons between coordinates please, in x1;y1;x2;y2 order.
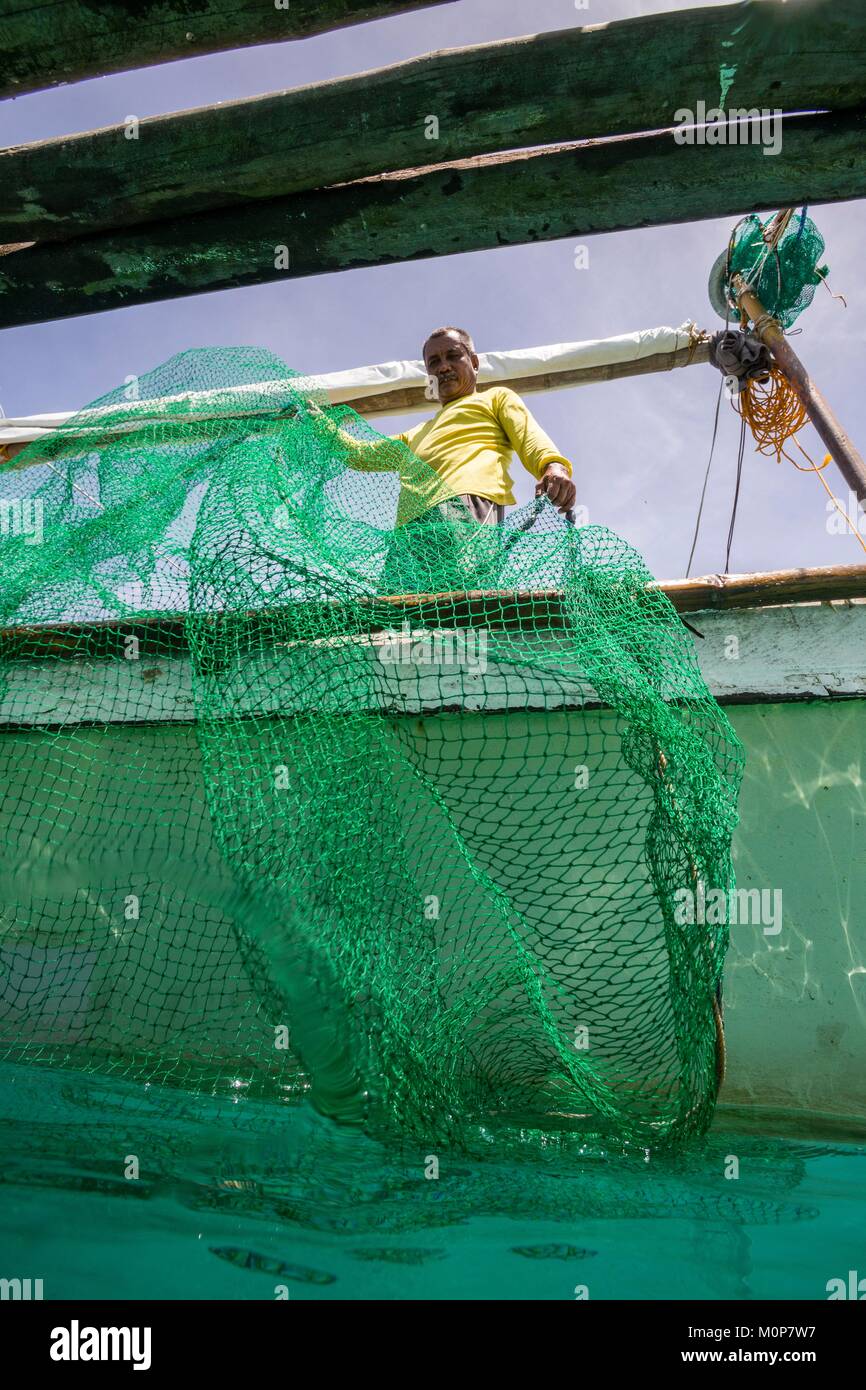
1;568;864;664
4;597;865;727
2;0;864;243
657;565;866;613
2;111;865;330
0;1;458;100
367;566;866;624
734;274;866;506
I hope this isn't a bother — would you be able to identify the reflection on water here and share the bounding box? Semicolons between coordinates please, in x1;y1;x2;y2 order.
1;1064;863;1301
729;702;866;1021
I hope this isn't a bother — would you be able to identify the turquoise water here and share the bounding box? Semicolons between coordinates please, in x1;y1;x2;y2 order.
1;1064;863;1301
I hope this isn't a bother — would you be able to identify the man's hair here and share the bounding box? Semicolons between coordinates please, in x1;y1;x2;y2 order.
424;326;476;356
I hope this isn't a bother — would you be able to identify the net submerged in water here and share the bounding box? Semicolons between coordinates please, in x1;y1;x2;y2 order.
0;349;743;1149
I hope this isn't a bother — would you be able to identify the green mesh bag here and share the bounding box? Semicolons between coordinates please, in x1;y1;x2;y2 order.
715;208;827;330
0;348;743;1150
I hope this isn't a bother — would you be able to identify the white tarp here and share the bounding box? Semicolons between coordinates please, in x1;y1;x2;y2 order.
0;322;700;445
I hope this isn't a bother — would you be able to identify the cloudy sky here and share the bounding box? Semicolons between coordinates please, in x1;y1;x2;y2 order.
1;0;863;579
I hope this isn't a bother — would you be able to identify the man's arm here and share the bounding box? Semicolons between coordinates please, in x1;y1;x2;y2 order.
493;387;577;514
310;404;407;472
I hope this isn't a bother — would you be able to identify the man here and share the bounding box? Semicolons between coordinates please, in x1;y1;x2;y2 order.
321;325;577;590
409;326;577;525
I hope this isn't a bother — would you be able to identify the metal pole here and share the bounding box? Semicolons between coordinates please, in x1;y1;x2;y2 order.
731;273;866;505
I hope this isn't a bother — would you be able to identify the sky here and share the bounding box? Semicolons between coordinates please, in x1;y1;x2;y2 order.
1;0;864;580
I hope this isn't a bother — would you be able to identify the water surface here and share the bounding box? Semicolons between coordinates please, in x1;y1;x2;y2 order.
1;1064;861;1301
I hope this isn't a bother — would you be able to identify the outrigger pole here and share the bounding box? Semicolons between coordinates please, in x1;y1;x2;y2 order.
731;273;866;507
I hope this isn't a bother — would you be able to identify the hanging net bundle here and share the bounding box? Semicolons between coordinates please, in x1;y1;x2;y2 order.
715;208;827;331
0;349;743;1150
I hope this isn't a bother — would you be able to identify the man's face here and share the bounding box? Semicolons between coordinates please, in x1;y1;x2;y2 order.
423;332;479;405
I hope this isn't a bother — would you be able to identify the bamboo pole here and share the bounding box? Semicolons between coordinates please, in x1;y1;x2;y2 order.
2;567;864;658
732;273;866;505
0;338;711;469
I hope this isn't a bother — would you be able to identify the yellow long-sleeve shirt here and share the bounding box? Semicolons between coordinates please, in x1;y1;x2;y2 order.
337;386;572;525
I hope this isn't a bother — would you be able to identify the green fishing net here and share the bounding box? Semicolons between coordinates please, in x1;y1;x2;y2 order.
0;348;743;1150
719;209;827;330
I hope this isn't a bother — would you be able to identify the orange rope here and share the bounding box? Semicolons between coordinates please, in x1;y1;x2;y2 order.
737;367;806;458
735;368;866;556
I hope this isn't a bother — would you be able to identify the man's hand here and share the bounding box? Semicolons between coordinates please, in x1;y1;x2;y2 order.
535;461;577;515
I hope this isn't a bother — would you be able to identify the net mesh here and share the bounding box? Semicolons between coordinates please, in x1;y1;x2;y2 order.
0;348;743;1150
724;209;827;330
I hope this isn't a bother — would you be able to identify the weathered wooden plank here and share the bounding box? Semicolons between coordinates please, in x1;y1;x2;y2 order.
2;568;864;669
1;110;864;329
0;1;457;100
659;565;866;613
2;0;864;243
2;597;864;728
367;565;866;624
